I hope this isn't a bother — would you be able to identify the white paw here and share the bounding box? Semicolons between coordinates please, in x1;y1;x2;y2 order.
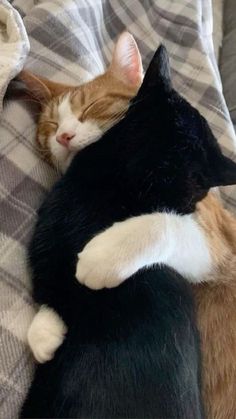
76;248;124;290
27;306;67;363
75;227;139;290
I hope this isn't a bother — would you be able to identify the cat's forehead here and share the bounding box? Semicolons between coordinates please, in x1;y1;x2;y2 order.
41;91;75;120
57;94;74;120
70;77;113;106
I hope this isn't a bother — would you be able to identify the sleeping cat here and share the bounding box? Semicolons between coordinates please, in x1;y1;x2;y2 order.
21;46;205;418
21;34;236;418
19;31;143;172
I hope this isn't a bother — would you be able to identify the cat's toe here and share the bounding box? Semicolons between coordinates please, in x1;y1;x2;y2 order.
76;250;123;290
76;251;106;290
27;306;67;363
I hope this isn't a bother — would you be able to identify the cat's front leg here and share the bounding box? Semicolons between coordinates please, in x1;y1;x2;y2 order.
28;306;67;363
76;212;212;290
76;215;154;290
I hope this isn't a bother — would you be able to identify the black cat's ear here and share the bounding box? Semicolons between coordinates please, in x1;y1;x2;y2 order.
138;44;172;96
210;155;236;187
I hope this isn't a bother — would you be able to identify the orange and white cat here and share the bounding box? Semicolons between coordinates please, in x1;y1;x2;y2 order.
19;31;143;172
21;33;236;419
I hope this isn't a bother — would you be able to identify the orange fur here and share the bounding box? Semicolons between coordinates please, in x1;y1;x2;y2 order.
18;32;142;167
194;193;236;419
19;69;136;165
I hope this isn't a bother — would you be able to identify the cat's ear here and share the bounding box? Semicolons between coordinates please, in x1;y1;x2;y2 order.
137;44;172;96
110;32;143;87
17;70;74;103
210;155;236;187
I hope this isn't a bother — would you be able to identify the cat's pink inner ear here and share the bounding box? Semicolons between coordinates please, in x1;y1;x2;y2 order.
111;32;143;87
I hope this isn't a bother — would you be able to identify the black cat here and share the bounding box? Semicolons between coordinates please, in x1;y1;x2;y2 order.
22;46;236;418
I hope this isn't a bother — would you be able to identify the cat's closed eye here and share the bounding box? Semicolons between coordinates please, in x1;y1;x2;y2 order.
80;101;99;122
47;121;58;128
39;121;58;129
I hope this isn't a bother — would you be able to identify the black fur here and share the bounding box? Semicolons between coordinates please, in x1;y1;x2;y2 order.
21;46;236;418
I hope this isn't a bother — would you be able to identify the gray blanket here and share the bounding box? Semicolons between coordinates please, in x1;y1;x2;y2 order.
1;0;236;417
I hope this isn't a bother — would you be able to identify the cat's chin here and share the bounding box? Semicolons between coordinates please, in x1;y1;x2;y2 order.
68;142;82;152
60;152;76;173
50;149;74;173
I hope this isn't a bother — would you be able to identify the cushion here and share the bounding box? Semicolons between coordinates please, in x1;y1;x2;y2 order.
220;0;236;124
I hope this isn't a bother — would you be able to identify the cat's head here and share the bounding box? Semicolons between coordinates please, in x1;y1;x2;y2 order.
115;45;236;213
19;32;142;172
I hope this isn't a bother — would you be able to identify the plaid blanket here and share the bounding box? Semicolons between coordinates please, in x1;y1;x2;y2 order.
1;1;236;417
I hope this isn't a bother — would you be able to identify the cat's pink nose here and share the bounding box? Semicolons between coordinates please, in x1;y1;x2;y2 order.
56;132;75;147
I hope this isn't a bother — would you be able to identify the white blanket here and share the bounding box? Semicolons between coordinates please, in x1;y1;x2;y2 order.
0;0;29;112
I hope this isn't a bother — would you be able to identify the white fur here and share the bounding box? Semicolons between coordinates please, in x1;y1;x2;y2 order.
27;305;67;363
49;95;102;172
76;212;212;290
